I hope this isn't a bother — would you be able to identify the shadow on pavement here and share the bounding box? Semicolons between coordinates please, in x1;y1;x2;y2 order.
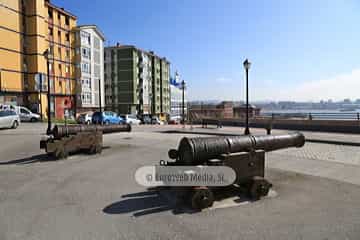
103;187;204;217
103;189;174;217
0;146;112;165
103;185;255;217
0;153;56;165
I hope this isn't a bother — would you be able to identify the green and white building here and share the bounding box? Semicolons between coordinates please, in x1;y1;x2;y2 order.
104;44;170;116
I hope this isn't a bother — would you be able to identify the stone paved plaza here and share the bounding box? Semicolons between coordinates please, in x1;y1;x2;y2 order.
0;123;359;240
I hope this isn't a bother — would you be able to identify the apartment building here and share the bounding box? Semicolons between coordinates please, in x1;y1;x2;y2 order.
0;0;77;119
73;25;105;113
170;71;186;118
104;44;170;116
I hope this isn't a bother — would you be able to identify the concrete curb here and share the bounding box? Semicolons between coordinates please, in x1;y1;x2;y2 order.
305;139;360;147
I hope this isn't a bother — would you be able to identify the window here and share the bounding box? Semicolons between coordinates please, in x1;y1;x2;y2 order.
48;27;53;36
81;47;91;59
65;16;69;25
49;45;54;55
58;47;61;56
80;31;91;45
81;91;92;104
66;49;70;58
58;31;61;40
94;37;100;49
65;33;70;42
48;9;53;19
20;109;30;114
65;80;70;93
81;63;90;73
57;13;61;20
82;77;91;89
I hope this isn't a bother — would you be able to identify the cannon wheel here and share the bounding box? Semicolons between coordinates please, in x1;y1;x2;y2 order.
191;187;214;210
89;144;102;154
249;176;272;200
55;146;69;159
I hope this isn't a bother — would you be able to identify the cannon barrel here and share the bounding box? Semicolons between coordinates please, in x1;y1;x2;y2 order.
52;124;131;138
174;132;305;165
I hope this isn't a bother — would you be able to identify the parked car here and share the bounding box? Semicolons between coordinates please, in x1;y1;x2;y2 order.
168;116;181;124
151;116;163;125
0;104;40;122
140;115;152;124
92;111;125;125
18;106;41;122
121;114;141;125
77;113;93;124
0;110;20;129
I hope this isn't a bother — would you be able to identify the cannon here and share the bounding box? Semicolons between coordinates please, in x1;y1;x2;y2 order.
160;132;305;209
40;124;131;159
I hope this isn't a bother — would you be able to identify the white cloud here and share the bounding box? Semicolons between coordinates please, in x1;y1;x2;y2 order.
189;69;360;101
253;68;360;101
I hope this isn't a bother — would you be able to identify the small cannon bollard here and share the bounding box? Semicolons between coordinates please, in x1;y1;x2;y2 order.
40;124;131;159
160;132;305;209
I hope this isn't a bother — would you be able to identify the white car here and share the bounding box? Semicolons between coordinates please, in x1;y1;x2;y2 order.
0;110;20;129
77;113;93;124
0;104;40;122
19;107;41;122
122;114;141;125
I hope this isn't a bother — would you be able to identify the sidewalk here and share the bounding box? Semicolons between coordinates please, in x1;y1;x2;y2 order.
162;124;360;146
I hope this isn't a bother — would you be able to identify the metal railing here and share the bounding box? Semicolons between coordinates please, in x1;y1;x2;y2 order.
261;112;360;121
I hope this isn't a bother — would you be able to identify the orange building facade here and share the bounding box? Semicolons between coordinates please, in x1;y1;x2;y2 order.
0;0;77;119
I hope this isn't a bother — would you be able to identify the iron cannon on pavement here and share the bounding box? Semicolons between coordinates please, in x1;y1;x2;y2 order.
40;124;131;159
160;132;305;209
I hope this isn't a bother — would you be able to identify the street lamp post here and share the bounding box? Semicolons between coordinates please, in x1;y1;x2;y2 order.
243;59;251;135
98;78;102;113
181;80;185;125
44;49;52;135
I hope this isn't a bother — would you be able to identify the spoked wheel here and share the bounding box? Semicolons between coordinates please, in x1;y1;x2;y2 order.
191;187;214;210
95;144;102;153
249;176;272;200
89;144;102;154
55;147;69;159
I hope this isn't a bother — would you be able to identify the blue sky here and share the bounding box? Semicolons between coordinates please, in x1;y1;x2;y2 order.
53;0;360;101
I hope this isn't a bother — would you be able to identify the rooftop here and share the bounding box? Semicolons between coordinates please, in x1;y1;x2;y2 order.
45;0;77;19
74;25;106;41
105;44;169;63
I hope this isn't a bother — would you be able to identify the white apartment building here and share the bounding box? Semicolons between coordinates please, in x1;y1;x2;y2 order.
73;25;105;112
170;71;186;118
139;51;152;114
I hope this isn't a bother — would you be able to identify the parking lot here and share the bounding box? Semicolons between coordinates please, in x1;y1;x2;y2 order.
0;123;360;240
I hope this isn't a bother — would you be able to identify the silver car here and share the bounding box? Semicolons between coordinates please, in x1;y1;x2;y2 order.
0;110;20;129
19;107;41;122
